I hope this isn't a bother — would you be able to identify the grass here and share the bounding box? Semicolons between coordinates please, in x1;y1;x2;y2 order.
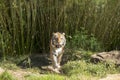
62;60;120;78
0;60;19;70
0;55;119;80
24;60;120;80
25;74;65;80
0;71;16;80
25;73;98;80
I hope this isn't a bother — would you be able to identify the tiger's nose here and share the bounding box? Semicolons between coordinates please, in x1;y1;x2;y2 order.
56;45;61;48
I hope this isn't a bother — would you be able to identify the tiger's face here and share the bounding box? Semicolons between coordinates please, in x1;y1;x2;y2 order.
51;32;66;48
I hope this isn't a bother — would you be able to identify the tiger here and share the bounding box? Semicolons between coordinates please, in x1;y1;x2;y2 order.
50;32;66;73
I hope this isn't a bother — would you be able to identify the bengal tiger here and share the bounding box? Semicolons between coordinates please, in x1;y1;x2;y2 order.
50;32;66;73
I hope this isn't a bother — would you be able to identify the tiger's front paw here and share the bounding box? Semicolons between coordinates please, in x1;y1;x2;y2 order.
57;65;61;69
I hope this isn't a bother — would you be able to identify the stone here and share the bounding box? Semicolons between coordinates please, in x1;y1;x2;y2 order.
91;50;120;66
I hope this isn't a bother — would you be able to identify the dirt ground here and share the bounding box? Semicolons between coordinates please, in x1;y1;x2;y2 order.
99;74;120;80
0;67;39;80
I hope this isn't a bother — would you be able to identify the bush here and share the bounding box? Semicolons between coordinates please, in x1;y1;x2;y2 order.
67;29;103;52
65;29;103;61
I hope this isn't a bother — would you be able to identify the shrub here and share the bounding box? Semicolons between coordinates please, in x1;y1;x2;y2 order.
67;29;103;52
65;29;103;61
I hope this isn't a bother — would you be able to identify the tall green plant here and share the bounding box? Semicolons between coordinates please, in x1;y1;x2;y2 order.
67;29;103;52
0;0;120;57
0;0;37;56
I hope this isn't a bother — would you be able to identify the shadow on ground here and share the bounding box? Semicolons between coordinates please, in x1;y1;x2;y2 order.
17;53;68;70
17;54;51;69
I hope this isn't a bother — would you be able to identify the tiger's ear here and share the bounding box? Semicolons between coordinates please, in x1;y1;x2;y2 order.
62;33;65;35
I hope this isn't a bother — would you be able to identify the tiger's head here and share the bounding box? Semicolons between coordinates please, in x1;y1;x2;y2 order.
51;32;66;48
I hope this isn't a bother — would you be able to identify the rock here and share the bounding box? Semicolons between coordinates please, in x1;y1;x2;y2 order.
91;50;120;66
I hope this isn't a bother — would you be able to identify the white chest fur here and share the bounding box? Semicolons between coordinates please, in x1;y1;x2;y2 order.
56;48;62;53
53;48;63;56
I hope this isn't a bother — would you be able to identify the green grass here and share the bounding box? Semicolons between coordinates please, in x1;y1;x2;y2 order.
0;58;119;80
0;61;19;70
25;73;98;80
25;74;65;80
67;75;98;80
62;60;120;78
0;71;16;80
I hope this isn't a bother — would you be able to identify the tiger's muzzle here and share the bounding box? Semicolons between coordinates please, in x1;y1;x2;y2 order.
55;44;62;48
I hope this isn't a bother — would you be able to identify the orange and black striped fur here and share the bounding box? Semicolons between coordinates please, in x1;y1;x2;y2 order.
50;32;66;70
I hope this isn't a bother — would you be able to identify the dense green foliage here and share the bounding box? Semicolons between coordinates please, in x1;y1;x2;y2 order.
0;0;120;57
67;29;103;51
